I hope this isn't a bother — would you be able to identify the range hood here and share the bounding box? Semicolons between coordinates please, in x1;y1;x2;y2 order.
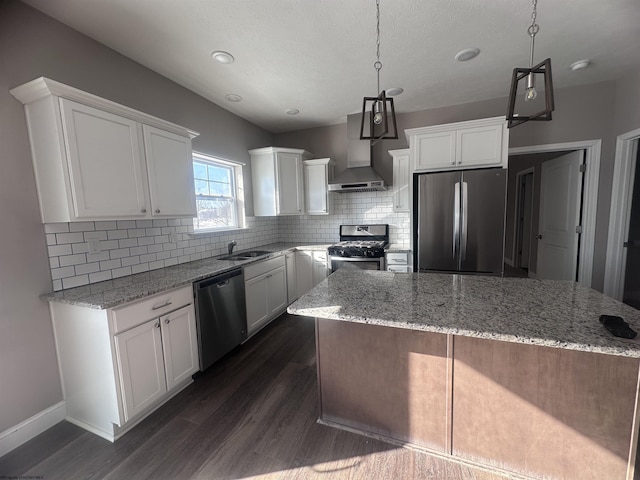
328;114;386;193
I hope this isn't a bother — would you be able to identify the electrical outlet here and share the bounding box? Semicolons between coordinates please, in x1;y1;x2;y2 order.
87;239;101;254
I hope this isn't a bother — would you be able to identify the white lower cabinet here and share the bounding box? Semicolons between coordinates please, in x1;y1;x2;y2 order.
285;251;298;304
386;252;412;272
296;250;329;298
244;256;287;335
50;286;198;441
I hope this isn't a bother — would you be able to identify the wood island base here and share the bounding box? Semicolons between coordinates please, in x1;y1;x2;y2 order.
315;318;640;480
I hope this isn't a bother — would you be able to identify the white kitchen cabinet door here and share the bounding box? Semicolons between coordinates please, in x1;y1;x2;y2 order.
285;252;298;304
59;98;148;218
312;251;329;286
456;124;503;168
159;305;198;391
267;265;287;316
142;125;196;217
295;250;314;297
413;130;456;171
245;272;271;333
390;149;410;212
276;152;304;215
114;319;167;422
304;159;334;215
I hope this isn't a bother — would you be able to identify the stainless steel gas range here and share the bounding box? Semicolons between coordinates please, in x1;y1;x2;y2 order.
328;224;389;272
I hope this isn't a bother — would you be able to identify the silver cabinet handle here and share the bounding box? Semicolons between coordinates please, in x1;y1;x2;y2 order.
152;300;172;310
155;209;161;214
141;208;147;213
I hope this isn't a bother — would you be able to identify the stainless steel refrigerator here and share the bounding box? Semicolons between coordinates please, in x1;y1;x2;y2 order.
414;169;506;275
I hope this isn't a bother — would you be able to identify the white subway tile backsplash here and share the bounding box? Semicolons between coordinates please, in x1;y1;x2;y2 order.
44;223;70;234
44;192;404;292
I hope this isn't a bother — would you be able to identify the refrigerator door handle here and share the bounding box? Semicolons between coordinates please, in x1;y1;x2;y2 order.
453;182;460;258
461;181;468;260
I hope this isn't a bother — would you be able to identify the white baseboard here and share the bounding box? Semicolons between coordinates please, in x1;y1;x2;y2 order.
504;257;514;267
0;401;66;457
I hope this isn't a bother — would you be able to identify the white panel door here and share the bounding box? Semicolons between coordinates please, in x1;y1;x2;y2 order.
59;98;147;218
537;151;584;280
285;252;298;304
267;265;287;316
312;252;329;286
160;305;198;391
142;125;196;217
114;319;167;421
276;152;304;214
245;273;270;333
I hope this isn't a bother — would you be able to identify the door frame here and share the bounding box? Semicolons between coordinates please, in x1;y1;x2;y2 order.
511;167;535;270
604;128;640;299
509;139;601;287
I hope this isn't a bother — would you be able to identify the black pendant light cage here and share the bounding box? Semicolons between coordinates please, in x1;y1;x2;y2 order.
506;0;555;129
506;58;555;128
360;91;398;143
359;0;399;143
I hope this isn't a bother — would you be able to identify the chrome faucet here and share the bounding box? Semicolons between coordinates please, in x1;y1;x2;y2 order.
228;240;237;254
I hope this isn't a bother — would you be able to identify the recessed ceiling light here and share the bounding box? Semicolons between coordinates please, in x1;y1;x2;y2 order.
455;48;480;62
285;109;300;116
570;59;591;71
225;94;242;102
385;87;404;96
211;51;234;64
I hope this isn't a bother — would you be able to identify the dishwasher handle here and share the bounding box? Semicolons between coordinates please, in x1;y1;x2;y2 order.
195;268;243;290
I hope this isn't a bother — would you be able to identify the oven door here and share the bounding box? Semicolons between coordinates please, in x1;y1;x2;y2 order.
330;256;385;272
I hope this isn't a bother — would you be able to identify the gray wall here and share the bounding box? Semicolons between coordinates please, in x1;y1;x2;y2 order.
0;0;272;432
276;79;640;291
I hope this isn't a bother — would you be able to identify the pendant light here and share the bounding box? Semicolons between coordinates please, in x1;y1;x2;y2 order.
506;0;555;129
359;0;398;143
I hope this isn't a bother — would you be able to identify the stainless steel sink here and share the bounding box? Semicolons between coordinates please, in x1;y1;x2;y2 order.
218;250;271;261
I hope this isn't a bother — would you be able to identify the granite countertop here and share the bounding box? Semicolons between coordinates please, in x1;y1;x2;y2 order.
287;270;640;358
43;242;330;309
384;244;411;253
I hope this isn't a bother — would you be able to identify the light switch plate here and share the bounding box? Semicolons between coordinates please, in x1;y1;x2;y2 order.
87;239;101;254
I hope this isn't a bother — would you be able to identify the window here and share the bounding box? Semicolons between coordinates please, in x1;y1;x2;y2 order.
192;153;244;231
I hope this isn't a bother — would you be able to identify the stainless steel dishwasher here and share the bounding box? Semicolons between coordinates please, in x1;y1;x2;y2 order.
193;268;247;371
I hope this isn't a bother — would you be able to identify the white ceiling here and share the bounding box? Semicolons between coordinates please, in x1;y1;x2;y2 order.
23;0;640;133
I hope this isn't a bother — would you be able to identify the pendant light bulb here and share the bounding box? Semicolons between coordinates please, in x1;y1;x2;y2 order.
524;73;537;101
373;100;384;125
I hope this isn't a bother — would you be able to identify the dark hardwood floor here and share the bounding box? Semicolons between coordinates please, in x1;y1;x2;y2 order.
0;313;507;480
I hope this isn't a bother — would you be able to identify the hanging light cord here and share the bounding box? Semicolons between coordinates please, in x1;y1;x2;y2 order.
528;0;539;69
374;0;382;95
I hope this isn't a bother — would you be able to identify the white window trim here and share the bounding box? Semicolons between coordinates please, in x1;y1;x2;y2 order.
192;152;246;232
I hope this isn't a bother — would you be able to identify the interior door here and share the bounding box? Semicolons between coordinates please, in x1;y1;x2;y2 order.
623;148;640;309
417;171;460;271
536;151;584;280
518;173;534;269
460;169;506;274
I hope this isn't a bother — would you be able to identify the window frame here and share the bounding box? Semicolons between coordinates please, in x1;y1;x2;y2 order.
192;152;245;233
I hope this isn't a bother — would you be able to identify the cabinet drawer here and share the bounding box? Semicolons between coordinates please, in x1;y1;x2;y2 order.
244;255;285;281
112;286;192;334
388;265;412;273
386;253;408;265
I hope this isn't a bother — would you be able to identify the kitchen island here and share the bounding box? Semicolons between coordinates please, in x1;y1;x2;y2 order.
287;270;640;480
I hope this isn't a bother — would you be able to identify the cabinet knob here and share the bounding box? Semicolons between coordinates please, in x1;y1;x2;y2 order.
155;322;160;328
155;209;161;214
141;208;147;213
165;318;170;324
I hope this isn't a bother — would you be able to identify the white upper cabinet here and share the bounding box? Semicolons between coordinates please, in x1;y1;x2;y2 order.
10;77;199;222
389;149;410;212
142;125;196;217
406;116;508;172
249;147;312;216
304;158;334;215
